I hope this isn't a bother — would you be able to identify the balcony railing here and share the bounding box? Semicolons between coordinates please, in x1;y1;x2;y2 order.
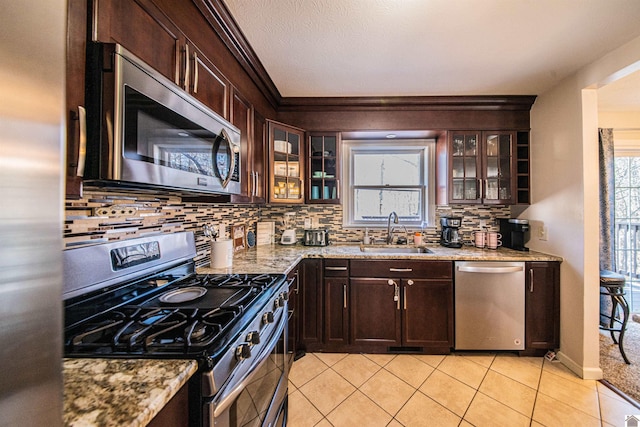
614;221;640;312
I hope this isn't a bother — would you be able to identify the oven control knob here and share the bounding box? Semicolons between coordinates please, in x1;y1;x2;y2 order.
263;312;274;324
273;298;280;309
281;291;289;301
274;295;285;309
246;331;260;345
235;344;251;360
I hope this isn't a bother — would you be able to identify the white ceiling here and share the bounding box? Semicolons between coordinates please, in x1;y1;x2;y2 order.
223;0;640;106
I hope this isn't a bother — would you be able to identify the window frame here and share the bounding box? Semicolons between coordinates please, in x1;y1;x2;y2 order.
342;139;436;229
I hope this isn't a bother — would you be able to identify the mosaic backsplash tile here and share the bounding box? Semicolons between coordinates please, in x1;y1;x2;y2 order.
65;190;512;267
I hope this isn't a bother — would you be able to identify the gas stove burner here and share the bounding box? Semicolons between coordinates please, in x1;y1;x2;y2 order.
159;286;207;304
189;323;208;341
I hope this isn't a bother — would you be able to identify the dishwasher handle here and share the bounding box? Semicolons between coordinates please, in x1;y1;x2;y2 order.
457;265;524;274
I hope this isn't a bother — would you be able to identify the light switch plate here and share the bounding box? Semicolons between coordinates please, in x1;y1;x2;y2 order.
538;225;548;241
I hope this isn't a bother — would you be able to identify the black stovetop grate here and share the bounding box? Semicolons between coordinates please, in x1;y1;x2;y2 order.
64;272;286;358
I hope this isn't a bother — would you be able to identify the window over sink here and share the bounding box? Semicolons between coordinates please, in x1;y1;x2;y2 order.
342;139;436;228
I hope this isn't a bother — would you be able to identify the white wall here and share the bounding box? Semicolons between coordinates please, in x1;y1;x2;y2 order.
523;35;640;379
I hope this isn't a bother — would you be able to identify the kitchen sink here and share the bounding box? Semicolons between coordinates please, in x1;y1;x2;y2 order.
360;246;433;254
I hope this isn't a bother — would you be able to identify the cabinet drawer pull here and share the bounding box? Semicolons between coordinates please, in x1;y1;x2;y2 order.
174;42;180;86
251;171;256;197
325;266;347;271
76;106;86;177
343;284;347;309
529;269;534;292
183;44;190;91
389;268;412;272
193;51;199;94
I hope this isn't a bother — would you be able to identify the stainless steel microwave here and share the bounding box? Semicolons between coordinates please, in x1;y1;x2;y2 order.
82;43;241;195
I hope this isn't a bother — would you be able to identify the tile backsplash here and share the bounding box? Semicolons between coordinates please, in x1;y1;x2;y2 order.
65;190;512;267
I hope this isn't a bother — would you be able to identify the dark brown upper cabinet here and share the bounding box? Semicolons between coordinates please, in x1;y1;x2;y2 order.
267;120;305;204
448;131;518;205
92;0;229;120
306;132;341;204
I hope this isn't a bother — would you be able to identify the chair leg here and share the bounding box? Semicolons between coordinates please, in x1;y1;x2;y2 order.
614;294;631;364
609;297;619;344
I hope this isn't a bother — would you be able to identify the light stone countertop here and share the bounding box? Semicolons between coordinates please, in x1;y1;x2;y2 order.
197;243;563;275
63;358;198;427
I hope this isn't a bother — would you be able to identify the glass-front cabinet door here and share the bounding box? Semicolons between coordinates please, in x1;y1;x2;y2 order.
484;132;515;204
449;131;516;204
450;132;481;203
307;132;341;204
268;120;304;203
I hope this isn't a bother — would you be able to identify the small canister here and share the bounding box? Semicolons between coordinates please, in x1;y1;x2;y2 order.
414;232;423;246
210;239;233;268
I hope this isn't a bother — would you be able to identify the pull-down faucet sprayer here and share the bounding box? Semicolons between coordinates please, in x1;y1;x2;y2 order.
386;211;399;244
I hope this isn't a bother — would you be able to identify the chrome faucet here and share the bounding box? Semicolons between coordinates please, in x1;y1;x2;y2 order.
386;211;399;244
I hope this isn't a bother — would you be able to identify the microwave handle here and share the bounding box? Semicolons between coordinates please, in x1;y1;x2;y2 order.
76;106;87;177
216;130;236;189
193;51;199;94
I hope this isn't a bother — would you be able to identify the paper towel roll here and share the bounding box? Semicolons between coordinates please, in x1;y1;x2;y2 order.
210;239;233;268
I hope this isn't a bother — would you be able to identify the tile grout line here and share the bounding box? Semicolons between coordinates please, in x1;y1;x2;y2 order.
457;354;495;425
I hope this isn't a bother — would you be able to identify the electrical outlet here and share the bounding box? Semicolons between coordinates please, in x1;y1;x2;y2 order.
479;220;487;228
538;225;548;241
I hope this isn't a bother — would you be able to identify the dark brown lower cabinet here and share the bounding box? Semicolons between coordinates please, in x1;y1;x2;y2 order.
350;278;401;347
348;277;453;352
298;258;558;356
287;263;300;364
522;261;560;356
298;259;323;352
323;259;349;349
402;279;453;349
321;259;453;353
324;277;350;347
147;383;188;427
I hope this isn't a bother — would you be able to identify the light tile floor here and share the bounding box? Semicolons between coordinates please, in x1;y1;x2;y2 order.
288;352;640;427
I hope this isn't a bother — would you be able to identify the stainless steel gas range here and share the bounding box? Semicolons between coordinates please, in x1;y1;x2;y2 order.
63;232;289;427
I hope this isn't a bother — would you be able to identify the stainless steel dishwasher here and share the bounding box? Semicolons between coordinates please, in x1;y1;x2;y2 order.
455;261;525;350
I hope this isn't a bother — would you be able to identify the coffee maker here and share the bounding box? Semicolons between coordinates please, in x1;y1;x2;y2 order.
498;218;530;251
440;216;463;248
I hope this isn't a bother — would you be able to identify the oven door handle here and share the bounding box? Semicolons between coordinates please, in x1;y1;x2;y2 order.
212;313;286;418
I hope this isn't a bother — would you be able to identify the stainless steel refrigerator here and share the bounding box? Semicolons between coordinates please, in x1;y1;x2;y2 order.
0;1;65;425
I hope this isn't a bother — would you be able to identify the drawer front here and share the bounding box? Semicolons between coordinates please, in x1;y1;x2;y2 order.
324;259;349;277
350;260;453;279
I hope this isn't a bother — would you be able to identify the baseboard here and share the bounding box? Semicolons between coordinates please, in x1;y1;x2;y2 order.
556;350;604;380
